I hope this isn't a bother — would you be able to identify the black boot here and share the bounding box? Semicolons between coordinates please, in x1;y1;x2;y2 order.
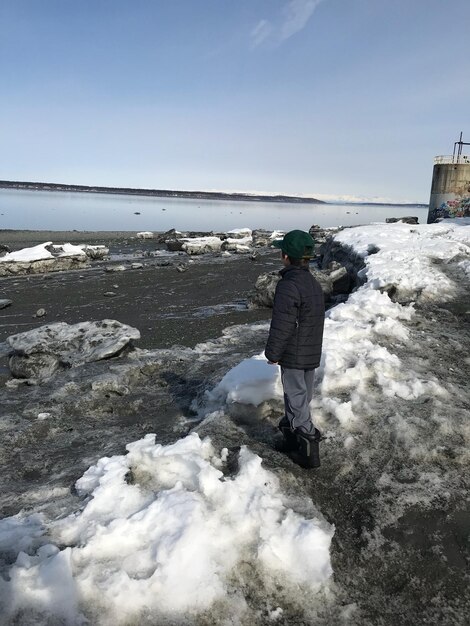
277;416;298;452
295;429;322;468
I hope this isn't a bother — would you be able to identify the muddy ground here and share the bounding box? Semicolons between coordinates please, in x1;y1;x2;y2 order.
0;231;279;351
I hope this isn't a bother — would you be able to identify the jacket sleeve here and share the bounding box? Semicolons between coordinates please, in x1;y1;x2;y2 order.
265;279;300;363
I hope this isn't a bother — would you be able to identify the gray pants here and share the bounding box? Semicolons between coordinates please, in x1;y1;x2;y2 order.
281;367;316;435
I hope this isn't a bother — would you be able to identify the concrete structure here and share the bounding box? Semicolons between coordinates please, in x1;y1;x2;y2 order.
427;135;470;223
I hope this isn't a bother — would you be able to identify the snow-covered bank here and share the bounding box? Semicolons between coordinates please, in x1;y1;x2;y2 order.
333;220;470;301
195;220;470;622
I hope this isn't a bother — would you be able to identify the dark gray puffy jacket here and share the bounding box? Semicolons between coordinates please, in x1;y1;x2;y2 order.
265;265;325;369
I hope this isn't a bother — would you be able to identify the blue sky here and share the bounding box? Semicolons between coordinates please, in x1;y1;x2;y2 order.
1;0;469;202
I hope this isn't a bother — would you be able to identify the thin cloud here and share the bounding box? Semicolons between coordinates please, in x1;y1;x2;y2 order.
251;19;273;47
251;0;325;47
280;0;324;41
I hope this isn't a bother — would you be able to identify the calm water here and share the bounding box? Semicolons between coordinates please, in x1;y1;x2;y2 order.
0;189;428;232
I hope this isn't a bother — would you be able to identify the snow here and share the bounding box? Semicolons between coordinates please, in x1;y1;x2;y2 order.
0;242;54;263
0;242;90;263
213;223;469;438
51;243;87;257
223;236;253;247
335;221;470;301
136;231;154;239
207;354;283;406
0;434;333;624
226;227;252;239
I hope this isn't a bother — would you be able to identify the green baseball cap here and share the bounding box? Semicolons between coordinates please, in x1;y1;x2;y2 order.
272;229;315;259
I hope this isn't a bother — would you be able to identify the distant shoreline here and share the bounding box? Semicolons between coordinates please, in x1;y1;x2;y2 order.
0;180;325;205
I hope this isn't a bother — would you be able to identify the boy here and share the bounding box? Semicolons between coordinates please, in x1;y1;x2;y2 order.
265;230;325;467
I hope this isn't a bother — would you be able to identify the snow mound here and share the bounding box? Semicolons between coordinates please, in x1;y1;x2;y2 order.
207;353;283;407
0;242;89;263
0;434;333;624
335;221;470;301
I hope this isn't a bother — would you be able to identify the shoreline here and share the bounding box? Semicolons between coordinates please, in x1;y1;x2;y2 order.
0;180;325;204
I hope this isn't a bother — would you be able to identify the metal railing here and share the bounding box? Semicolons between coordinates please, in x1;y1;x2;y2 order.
434;155;470;165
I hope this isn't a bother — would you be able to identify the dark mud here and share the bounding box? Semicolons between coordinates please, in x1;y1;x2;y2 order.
0;234;278;350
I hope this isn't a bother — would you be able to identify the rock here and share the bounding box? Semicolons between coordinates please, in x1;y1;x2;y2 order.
0;242;92;276
9;353;59;380
166;240;184;252
233;245;252;254
91;374;130;396
136;231;154;239
6;319;141;380
225;228;252;240
0;256;89;277
176;263;188;273
182;237;223;255
252;230;277;248
34;308;46;318
0;244;11;257
248;272;280;308
157;228;183;244
187;231;214;238
329;266;352;294
131;263;144;269
221;236;253;253
82;245;109;260
37;412;52;420
0;299;12;309
319;239;366;287
385;216;419;224
249;262;353;309
104;292;117;297
105;265;127;273
308;267;335;300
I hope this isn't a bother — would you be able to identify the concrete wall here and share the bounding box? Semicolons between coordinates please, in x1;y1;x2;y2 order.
427;163;470;222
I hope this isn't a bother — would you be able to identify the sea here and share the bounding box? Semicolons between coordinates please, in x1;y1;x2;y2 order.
0;188;428;232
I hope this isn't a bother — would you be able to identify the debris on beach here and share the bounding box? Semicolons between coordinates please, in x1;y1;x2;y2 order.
0;242;89;276
162;228;288;256
0;242;109;275
105;264;127;272
81;244;109;260
181;236;224;255
5;319;140;381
